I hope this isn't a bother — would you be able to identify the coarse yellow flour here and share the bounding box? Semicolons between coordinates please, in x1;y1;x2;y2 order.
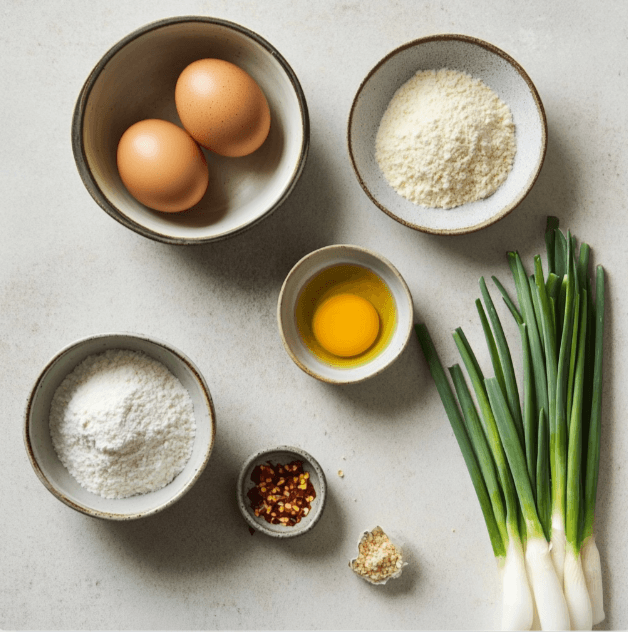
375;69;516;209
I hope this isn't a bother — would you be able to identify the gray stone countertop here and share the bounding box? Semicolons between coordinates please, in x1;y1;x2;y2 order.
1;1;626;629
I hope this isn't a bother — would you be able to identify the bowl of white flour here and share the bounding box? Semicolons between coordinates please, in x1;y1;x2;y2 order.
24;333;216;520
348;34;547;235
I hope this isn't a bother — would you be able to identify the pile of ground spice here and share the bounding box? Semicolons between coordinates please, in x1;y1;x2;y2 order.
350;526;404;584
247;460;316;526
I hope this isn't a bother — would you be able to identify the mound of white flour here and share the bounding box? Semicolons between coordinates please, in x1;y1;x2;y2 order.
375;68;516;209
49;349;196;499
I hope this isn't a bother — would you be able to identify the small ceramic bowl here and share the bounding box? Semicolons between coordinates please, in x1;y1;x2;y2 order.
277;245;414;384
348;34;547;235
237;446;327;538
24;333;216;520
72;16;309;244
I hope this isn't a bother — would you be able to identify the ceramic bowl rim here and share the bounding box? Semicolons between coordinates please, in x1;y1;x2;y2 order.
277;244;414;385
71;15;310;245
347;33;548;236
236;445;327;538
23;332;217;521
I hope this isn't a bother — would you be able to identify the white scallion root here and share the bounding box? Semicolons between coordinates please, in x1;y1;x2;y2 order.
550;513;566;586
530;598;541;631
581;535;605;625
525;536;571;631
500;535;533;630
564;546;593;630
525;537;541;631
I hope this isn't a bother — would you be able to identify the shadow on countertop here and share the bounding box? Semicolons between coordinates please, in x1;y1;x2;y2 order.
90;428;344;577
156;131;347;297
330;336;426;423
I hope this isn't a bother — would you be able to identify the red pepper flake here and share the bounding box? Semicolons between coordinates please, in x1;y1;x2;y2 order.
247;460;316;526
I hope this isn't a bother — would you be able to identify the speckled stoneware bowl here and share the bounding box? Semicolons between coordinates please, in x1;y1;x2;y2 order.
237;446;327;538
348;34;547;235
277;245;414;384
72;16;309;245
24;333;216;520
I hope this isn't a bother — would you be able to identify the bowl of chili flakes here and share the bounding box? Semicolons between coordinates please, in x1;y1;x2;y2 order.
237;445;327;538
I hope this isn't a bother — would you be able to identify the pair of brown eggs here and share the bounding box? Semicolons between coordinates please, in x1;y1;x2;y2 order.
116;59;271;213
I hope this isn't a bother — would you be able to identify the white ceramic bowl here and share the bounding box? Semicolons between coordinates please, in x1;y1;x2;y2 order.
348;34;547;235
72;16;309;244
237;445;327;538
277;245;414;384
24;333;216;520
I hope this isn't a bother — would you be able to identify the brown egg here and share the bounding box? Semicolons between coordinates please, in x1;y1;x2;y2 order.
116;119;209;213
175;59;271;158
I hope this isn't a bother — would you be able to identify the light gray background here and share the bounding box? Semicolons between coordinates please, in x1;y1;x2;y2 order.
2;1;626;629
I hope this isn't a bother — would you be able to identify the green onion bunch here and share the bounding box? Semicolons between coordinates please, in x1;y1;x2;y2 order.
416;217;605;631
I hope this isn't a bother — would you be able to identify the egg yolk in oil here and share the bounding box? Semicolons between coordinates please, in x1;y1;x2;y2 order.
313;294;379;357
296;264;396;367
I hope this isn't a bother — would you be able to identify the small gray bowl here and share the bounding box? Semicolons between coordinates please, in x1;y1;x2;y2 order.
348;34;547;235
237;446;327;538
72;16;309;245
24;333;216;520
277;244;414;384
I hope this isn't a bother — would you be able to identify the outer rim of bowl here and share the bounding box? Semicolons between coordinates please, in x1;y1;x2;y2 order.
236;445;327;538
71;15;310;245
347;33;548;236
277;244;414;385
23;332;217;521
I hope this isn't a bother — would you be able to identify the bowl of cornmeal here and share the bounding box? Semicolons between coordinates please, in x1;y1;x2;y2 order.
24;333;216;520
348;34;547;235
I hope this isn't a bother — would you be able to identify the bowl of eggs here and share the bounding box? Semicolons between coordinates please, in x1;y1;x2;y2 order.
72;16;309;244
277;245;414;384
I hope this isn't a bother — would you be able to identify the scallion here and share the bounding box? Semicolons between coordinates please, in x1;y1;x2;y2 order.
415;218;606;630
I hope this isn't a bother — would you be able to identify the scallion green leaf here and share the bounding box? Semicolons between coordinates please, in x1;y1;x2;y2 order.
415;324;506;558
